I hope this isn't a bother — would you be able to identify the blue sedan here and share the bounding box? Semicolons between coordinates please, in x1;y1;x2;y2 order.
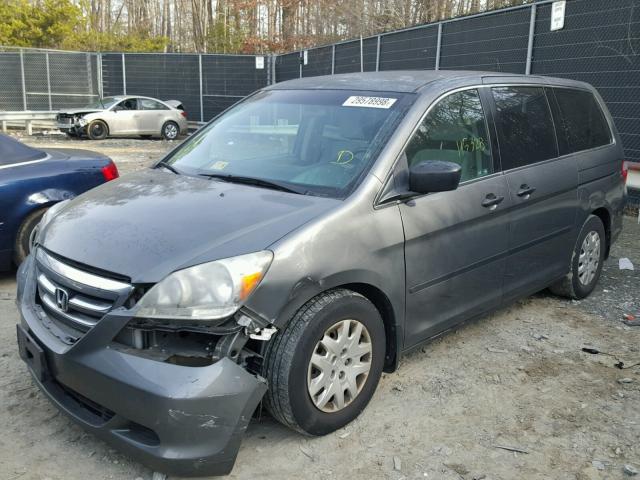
0;134;118;270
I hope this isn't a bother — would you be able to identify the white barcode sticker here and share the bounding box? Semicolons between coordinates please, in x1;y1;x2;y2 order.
342;96;397;109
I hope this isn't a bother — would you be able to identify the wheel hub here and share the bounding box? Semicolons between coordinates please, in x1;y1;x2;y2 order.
578;230;601;286
307;318;372;413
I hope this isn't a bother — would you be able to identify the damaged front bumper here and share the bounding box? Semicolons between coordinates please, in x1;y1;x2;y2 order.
15;254;268;477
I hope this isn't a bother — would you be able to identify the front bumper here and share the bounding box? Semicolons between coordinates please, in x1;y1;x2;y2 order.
15;255;267;477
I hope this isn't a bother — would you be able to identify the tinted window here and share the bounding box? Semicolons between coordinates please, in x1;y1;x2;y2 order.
405;89;492;182
139;99;168;110
492;87;557;169
550;88;611;155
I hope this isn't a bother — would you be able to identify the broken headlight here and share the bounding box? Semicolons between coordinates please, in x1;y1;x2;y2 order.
77;117;88;126
134;251;273;321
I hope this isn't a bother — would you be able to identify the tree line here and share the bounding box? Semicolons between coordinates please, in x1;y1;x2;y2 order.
0;0;529;53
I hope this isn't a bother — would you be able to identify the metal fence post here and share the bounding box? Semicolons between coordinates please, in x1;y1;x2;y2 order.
360;36;364;72
299;51;303;78
19;48;27;110
199;54;204;123
97;53;103;99
45;52;52;110
375;35;381;71
121;53;127;94
331;45;335;75
525;4;537;75
435;23;443;70
272;55;277;84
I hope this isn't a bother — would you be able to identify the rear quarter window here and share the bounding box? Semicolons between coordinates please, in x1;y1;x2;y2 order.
549;88;612;155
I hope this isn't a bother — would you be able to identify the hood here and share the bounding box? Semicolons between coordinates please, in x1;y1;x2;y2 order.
41;169;338;283
58;108;104;115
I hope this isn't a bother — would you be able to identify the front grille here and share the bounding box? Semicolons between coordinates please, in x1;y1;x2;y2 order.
34;248;133;338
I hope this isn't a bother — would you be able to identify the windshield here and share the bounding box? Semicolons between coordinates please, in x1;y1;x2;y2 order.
164;89;410;197
83;97;121;110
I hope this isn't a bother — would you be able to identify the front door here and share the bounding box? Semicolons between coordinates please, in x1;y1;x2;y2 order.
399;88;512;348
109;98;139;134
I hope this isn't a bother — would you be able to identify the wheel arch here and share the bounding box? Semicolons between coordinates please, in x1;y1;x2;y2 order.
261;278;401;373
591;207;612;258
339;282;399;373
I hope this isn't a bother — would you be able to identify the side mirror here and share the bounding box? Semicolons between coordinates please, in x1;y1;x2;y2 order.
409;160;462;194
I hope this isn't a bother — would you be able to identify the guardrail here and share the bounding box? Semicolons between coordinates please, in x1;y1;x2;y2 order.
0;111;57;135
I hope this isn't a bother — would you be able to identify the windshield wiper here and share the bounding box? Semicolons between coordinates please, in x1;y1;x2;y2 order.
155;161;181;174
199;173;306;195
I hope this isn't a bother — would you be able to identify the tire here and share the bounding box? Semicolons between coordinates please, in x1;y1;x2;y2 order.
549;214;606;299
263;289;385;436
87;120;108;140
162;121;179;140
13;208;47;265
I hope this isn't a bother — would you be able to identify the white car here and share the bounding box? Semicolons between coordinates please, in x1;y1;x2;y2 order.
56;96;189;140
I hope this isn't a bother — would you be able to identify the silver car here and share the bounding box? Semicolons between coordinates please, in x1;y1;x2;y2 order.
56;96;188;140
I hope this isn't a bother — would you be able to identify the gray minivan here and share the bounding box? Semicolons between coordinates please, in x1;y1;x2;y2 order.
16;71;627;476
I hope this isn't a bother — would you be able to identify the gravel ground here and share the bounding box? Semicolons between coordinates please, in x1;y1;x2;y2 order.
0;134;639;480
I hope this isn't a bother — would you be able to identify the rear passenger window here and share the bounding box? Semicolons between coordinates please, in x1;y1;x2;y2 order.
405;89;493;183
492;87;557;169
550;88;611;155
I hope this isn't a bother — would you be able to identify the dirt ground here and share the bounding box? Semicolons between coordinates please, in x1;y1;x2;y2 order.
1;134;639;480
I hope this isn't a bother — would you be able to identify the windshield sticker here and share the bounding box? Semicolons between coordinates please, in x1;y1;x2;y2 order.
212;161;229;170
343;96;397;109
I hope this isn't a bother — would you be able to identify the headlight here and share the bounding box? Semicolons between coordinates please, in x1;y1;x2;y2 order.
77;117;88;126
135;251;273;321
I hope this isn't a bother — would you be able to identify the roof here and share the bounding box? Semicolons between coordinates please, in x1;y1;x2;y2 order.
267;70;588;93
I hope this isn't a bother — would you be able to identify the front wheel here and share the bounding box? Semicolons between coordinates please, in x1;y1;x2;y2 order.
87;120;108;140
162;121;179;140
549;214;606;299
263;289;385;435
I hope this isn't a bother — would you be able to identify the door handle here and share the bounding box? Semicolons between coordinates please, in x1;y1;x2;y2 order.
517;184;536;198
481;193;504;210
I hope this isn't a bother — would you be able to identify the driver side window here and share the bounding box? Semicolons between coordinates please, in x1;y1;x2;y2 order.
405;89;492;183
115;98;138;111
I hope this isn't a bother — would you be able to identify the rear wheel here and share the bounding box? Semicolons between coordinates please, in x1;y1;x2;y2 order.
162;121;179;140
13;208;47;265
263;289;385;435
87;120;108;140
549;215;606;299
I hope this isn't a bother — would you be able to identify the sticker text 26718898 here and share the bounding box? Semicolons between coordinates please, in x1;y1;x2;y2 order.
342;96;397;109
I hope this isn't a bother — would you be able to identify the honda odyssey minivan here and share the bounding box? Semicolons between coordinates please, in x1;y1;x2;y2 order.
16;71;627;476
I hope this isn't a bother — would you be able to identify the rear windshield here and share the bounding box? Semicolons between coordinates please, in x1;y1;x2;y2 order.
0;134;46;166
164;89;411;198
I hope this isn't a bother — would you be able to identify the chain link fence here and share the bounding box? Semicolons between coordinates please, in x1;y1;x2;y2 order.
0;46;100;112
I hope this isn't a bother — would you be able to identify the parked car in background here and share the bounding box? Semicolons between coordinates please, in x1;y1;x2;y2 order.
17;71;626;476
0;134;118;270
56;96;188;140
